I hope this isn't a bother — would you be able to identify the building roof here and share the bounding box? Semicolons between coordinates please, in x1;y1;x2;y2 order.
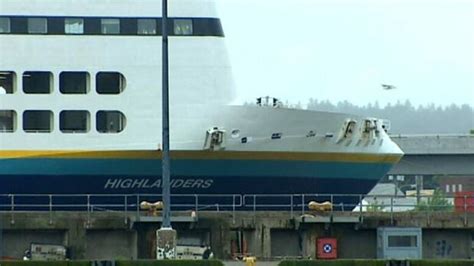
391;134;474;155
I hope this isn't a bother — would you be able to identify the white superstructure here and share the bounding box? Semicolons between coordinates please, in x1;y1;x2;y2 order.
0;0;406;203
0;0;402;156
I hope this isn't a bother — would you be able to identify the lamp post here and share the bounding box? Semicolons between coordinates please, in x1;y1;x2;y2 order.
156;0;176;260
0;213;2;259
161;0;171;230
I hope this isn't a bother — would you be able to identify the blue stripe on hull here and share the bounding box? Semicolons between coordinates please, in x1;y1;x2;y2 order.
0;174;378;195
0;158;393;179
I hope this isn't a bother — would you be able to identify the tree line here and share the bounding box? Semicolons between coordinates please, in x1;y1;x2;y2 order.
306;99;473;134
246;99;473;134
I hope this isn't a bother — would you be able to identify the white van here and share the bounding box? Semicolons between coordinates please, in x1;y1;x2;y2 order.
23;243;68;261
176;246;213;260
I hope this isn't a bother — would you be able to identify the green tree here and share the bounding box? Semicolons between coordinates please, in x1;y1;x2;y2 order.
415;189;453;211
366;198;384;212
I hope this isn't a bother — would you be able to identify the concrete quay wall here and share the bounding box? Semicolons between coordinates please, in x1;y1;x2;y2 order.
1;211;474;260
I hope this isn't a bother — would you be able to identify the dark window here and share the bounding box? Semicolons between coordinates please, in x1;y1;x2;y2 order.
101;19;120;34
0;110;16;133
137;19;156;35
28;18;47;34
0;71;16;94
65;18;84;34
23;72;52;94
0;18;11;33
96;72;125;94
60;72;89;94
10;17;27;34
48;17;64;34
84;18;101;34
388;235;417;247
60;110;90;133
120;18;137;35
2;17;224;37
193;18;224;36
23;110;53;133
173;19;193;35
96;111;126;133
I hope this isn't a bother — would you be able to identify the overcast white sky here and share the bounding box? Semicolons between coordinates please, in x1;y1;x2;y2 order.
216;0;474;108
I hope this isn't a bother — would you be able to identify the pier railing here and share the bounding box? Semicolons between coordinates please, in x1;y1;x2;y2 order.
0;193;243;212
1;193;473;222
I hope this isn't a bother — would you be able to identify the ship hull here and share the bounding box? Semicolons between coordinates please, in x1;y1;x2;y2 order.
0;150;399;210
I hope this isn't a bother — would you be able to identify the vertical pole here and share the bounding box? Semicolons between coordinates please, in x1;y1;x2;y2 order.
161;0;171;229
124;195;128;225
394;178;398;197
390;197;394;225
49;194;53;225
0;210;2;259
416;175;422;205
156;0;177;259
290;195;293;219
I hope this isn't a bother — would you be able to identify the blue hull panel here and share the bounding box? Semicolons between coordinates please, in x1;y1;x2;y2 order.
0;158;392;178
0;156;395;209
0;174;378;195
0;158;391;193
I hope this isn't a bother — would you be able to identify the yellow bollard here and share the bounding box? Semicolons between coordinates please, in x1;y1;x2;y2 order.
308;201;333;212
243;256;256;266
140;201;164;216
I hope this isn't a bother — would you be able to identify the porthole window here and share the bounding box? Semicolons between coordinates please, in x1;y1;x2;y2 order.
96;72;125;94
65;18;84;34
23;71;53;94
101;19;120;34
174;19;193;35
27;18;47;34
0;110;16;133
23;110;53;133
231;129;240;138
60;110;90;133
137;19;157;35
0;71;16;94
0;18;11;33
60;72;89;94
96;111;126;133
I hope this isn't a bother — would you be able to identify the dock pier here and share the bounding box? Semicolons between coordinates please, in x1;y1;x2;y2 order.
2;208;474;260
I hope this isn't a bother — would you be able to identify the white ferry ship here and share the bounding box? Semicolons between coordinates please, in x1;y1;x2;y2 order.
0;0;403;207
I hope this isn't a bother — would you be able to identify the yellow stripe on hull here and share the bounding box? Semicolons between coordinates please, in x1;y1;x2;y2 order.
0;150;402;164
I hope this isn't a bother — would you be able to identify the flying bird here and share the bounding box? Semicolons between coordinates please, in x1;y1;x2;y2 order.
381;84;397;90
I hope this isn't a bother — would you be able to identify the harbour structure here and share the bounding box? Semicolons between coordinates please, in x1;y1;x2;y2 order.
2;207;474;260
0;0;403;206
